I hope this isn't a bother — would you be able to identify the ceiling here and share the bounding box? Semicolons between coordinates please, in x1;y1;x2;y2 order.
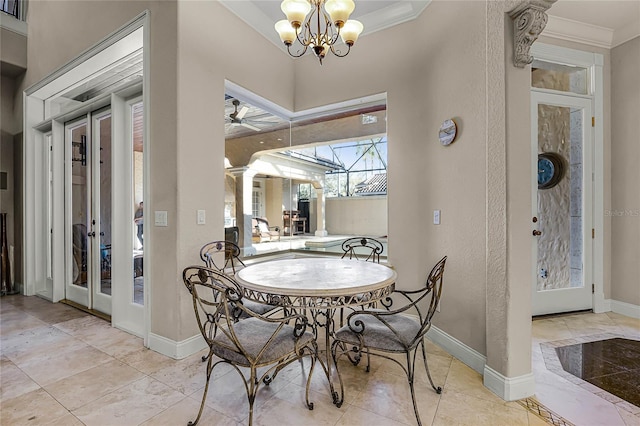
220;0;640;53
223;0;639;139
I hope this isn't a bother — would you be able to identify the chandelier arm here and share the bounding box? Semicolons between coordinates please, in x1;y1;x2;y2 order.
328;43;352;58
287;43;309;58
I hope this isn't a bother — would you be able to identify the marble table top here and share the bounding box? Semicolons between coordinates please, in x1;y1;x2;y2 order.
235;257;397;299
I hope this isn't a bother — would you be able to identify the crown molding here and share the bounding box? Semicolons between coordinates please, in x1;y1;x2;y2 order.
219;0;431;57
543;15;615;49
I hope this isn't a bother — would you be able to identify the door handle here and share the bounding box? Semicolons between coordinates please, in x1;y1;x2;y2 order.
99;232;105;236
533;230;542;236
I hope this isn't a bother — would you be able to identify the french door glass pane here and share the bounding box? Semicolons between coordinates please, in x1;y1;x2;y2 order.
98;115;113;296
71;125;89;288
132;101;144;305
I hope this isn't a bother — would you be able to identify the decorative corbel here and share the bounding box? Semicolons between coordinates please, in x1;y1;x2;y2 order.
508;0;556;68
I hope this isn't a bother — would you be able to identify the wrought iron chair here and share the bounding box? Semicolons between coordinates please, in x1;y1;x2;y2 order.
341;237;384;263
339;237;386;327
331;256;447;426
200;240;245;274
199;241;279;363
183;266;317;426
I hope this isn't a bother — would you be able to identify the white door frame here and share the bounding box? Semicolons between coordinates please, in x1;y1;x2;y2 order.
530;42;605;314
23;12;149;342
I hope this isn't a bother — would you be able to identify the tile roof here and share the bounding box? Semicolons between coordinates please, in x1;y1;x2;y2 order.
354;173;387;195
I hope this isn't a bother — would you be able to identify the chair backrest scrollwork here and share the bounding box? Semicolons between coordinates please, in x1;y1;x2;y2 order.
341;237;384;263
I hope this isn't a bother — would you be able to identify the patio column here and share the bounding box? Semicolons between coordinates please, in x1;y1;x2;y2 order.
313;184;327;237
229;167;256;255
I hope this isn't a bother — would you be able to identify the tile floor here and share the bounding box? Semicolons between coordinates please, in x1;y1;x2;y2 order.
0;295;638;426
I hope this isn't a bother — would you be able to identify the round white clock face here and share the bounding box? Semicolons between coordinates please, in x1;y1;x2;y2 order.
439;119;457;146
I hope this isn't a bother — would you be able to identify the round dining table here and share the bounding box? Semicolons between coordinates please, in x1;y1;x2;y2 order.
235;257;397;405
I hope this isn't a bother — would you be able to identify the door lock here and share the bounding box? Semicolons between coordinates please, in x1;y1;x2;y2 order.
532;230;542;236
88;231;96;237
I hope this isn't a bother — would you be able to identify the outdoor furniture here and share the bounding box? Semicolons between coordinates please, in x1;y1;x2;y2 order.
283;210;307;235
341;237;384;263
330;255;447;426
251;218;281;243
200;240;245;274
235;257;397;406
182;266;317;426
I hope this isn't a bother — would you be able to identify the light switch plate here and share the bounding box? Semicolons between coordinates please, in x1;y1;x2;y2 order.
433;210;441;225
155;211;168;227
197;210;206;225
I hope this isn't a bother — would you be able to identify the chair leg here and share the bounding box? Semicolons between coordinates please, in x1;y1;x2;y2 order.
420;339;442;393
189;354;214;426
406;352;423;426
305;343;317;410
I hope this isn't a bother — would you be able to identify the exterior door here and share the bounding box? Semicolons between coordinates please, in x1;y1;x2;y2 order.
65;110;112;315
531;92;593;315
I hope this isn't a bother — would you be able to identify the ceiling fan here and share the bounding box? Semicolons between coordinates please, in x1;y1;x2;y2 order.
227;99;260;132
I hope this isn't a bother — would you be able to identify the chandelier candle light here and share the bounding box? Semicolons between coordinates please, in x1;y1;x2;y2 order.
275;0;364;64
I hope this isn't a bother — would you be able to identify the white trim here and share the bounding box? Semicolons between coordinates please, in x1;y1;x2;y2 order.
483;366;535;401
610;300;640;319
0;13;27;36
543;15;614;49
426;325;486;375
531;43;597;69
148;332;207;360
592;54;605;315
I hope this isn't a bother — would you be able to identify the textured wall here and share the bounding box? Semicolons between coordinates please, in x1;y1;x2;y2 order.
611;37;640;305
326;196;387;236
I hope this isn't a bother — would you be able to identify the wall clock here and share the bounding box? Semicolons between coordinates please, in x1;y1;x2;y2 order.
438;119;457;146
537;152;565;189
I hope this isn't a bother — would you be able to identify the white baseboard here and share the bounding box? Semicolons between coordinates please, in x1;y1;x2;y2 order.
483;366;535;401
148;332;207;359
609;299;640;319
426;325;486;375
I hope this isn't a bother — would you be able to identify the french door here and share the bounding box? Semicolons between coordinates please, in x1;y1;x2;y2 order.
531;92;593;315
65;110;112;315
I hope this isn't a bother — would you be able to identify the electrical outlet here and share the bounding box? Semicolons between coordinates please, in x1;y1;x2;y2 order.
433;210;441;225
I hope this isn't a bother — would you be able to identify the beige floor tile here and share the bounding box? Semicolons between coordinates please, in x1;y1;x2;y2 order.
17;339;113;386
531;318;574;342
119;346;182;375
151;352;239;396
25;302;88;325
0;358;40;403
193;361;294;423
350;368;441;426
443;359;506;406
0;310;48;337
526;411;550;426
254;383;342;426
336;405;410;426
44;359;146;410
0;388;69;425
72;376;185;425
142;396;238;426
2;325;80;365
433;389;529;426
45;412;85;425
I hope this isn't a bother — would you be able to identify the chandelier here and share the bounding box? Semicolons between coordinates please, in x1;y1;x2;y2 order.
275;0;364;64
